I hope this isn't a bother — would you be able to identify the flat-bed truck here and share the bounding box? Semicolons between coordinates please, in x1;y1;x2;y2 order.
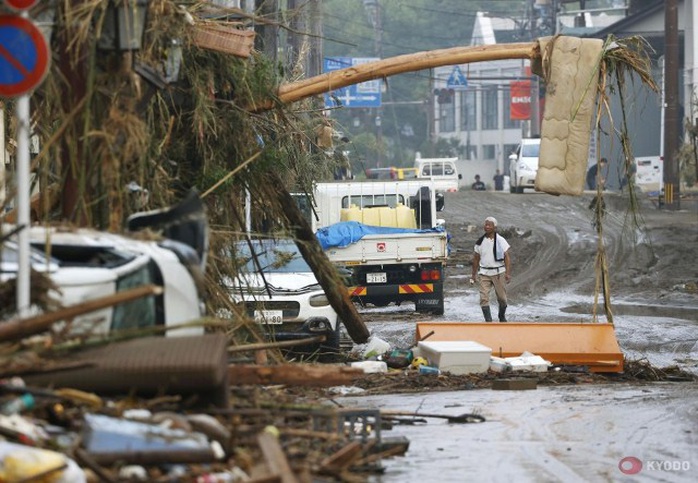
302;180;449;314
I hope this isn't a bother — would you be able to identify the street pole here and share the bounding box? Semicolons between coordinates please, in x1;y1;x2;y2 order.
15;93;30;317
663;0;680;209
529;0;540;137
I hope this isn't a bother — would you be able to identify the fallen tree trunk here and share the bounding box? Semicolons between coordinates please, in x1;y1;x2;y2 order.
265;171;370;344
253;42;537;110
228;363;364;387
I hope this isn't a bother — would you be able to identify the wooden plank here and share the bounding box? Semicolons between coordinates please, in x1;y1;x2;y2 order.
228;364;364;387
257;431;298;483
0;284;163;342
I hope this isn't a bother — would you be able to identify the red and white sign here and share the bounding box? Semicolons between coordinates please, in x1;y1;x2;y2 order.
4;0;40;11
376;242;386;253
510;80;531;121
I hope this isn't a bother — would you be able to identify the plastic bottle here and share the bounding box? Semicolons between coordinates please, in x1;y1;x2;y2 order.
418;365;441;375
0;393;35;415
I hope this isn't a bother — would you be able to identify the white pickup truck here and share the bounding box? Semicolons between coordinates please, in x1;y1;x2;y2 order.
301;180;449;314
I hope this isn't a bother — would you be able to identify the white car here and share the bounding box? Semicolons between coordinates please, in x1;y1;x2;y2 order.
228;238;341;357
509;137;541;193
1;191;207;337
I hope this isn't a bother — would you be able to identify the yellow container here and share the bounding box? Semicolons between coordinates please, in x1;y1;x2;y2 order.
395;204;417;228
361;207;380;226
378;206;398;227
340;206;362;223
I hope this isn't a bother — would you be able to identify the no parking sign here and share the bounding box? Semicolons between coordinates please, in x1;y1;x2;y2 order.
0;14;49;98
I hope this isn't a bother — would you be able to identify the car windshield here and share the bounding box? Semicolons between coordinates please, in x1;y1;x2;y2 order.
522;142;540;157
237;241;310;274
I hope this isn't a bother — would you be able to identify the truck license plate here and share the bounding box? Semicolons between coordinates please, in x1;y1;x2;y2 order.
366;272;387;284
254;310;283;324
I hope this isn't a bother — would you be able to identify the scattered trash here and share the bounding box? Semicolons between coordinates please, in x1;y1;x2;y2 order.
410;357;429;369
81;414;217;465
418;365;441;375
490;352;552;373
351;361;389;373
362;335;391;359
0;441;86;482
384;348;414;368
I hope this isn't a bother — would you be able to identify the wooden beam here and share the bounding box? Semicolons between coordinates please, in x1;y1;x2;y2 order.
0;284;163;343
228;363;364;387
252;42;537;110
257;431;299;483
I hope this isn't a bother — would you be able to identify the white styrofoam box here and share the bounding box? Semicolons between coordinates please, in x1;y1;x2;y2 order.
351;361;388;373
489;356;511;373
506;354;551;372
417;340;492;375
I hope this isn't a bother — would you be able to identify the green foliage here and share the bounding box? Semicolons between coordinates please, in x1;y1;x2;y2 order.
322;0;524;167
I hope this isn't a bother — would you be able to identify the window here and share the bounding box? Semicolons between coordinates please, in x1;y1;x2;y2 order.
502;86;519;129
112;264;158;331
460;89;476;131
482;86;498;130
504;143;519;159
483;145;496;160
439;101;455;133
342;194;404;209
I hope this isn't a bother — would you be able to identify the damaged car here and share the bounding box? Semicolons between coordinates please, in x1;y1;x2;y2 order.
227;238;342;359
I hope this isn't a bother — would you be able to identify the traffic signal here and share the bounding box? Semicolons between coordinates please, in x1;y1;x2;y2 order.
434;88;455;104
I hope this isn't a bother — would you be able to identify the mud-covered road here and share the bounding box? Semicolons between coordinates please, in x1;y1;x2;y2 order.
337;189;698;482
354;188;698;371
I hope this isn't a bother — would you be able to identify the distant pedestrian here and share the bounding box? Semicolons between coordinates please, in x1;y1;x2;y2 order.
471;216;511;322
586;158;608;190
471;174;486;191
493;169;504;191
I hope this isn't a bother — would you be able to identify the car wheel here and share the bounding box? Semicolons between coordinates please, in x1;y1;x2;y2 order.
319;324;341;362
516;186;525;194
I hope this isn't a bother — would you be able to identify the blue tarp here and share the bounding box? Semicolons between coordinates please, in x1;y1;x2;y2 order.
316;221;445;250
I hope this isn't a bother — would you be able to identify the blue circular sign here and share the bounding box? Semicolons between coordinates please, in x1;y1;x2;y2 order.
0;15;49;97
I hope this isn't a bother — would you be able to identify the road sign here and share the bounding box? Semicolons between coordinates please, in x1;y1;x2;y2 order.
446;65;468;90
4;0;40;10
0;15;49;98
323;57;382;109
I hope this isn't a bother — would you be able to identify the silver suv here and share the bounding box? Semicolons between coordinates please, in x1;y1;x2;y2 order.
509;137;541;193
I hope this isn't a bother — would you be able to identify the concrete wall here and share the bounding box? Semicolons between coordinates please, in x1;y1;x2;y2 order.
456;159;503;191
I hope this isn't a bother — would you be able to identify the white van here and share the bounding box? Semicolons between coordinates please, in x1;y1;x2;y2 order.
414;155;461;192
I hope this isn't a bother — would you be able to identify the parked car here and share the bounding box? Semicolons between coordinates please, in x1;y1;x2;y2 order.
227;238;342;358
0;191;208;337
509;137;541;193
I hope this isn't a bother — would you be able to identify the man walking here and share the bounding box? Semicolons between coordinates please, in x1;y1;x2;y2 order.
471;217;511;322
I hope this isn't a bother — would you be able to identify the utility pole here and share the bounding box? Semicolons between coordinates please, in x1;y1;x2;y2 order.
363;0;383;165
257;0;279;62
308;0;322;78
663;0;680;209
529;0;540;137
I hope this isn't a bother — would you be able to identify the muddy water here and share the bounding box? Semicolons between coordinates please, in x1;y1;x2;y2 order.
336;382;698;482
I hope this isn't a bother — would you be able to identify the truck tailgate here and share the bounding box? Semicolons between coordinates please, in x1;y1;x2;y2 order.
325;232;448;264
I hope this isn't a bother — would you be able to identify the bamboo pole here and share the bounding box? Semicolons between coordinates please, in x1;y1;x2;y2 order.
254;42;538;110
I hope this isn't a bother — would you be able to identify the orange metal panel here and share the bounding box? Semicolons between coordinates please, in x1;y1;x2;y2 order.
416;322;624;373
